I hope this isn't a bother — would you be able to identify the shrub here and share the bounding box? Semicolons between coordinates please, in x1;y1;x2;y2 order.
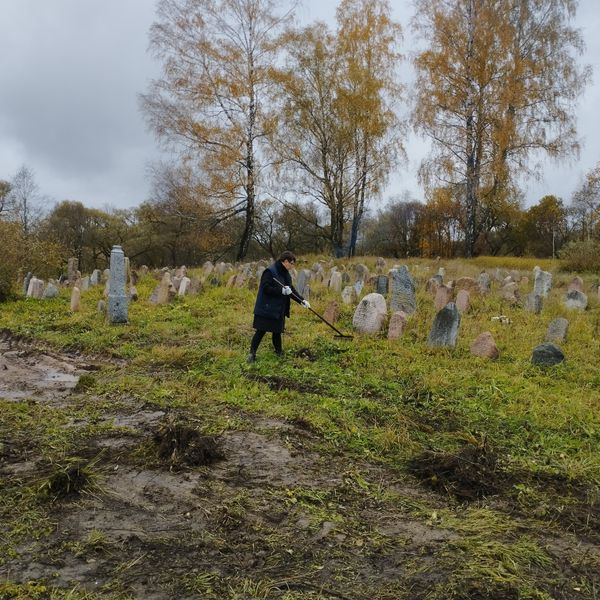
559;239;600;273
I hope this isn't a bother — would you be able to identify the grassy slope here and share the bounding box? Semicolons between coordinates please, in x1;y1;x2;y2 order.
0;257;599;599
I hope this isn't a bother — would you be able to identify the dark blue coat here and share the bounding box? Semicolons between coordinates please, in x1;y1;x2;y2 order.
253;261;303;332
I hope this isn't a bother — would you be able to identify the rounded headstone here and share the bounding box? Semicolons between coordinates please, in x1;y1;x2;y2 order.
531;343;564;367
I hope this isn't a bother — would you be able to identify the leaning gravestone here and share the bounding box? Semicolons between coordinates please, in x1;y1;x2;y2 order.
533;267;552;297
107;245;128;324
545;318;569;343
564;289;587;311
389;266;416;315
352;293;387;334
428;302;461;348
531;343;564;366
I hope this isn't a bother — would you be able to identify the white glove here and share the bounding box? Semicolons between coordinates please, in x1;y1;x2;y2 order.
282;286;292;296
302;300;310;309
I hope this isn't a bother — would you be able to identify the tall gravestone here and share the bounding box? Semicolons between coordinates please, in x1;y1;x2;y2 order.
428;302;461;348
376;275;388;295
389;266;416;315
297;270;311;297
533;267;552;297
107;245;128;324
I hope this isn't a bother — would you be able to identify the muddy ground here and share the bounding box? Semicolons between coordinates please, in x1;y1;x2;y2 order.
0;335;599;599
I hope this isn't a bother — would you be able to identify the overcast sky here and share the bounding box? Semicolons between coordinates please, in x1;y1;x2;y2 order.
0;0;598;212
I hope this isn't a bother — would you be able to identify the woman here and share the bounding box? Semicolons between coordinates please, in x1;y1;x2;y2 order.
247;250;310;363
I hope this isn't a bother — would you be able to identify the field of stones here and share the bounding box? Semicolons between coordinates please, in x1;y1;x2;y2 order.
0;254;599;599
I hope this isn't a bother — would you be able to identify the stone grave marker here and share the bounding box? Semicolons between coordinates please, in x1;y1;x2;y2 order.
470;331;498;359
352;293;387;334
524;293;543;314
387;311;408;339
376;275;388;295
564;290;587;310
434;285;453;311
43;282;59;299
478;272;491;294
428;302;460;348
455;289;470;313
533;267;552;297
389;266;416;315
70;287;81;312
545;318;569;343
531;343;564;366
323;301;339;324
107;245;128;324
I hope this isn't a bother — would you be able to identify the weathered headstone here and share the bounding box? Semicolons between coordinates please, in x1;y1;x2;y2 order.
470;332;499;359
524;293;543;314
341;286;356;305
533;267;552;297
564;289;587;310
352;293;387;334
79;276;90;292
376;275;388;295
387;311;408;340
376;257;387;272
23;272;33;296
329;271;343;293
43;282;59;299
434;285;453;311
531;343;564;367
97;299;106;313
203;261;214;275
297;270;311;298
428;302;460;348
70;287;81;312
545;317;569;343
107;245;128;324
478;272;491;294
189;277;202;296
389;266;416;315
90;269;102;286
27;277;44;299
437;267;446;279
67;258;79;284
501;282;520;304
455;277;478;293
354;279;364;298
455;289;470;313
129;286;138;301
568;276;584;292
323;301;339;324
178;277;191;296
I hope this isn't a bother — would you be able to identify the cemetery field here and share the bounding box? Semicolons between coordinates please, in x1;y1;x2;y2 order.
0;256;599;599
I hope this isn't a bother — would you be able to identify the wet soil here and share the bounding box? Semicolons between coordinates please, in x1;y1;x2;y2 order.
0;334;599;598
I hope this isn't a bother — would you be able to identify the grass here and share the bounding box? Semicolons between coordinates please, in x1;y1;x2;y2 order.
0;256;599;598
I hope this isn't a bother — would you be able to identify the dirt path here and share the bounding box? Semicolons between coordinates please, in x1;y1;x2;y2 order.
0;336;598;599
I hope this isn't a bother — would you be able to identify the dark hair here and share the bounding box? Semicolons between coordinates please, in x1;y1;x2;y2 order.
279;250;297;263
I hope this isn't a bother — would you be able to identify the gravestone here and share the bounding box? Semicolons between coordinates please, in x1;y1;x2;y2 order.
501;282;520;304
27;278;44;299
376;275;388;295
323;301;339;324
178;277;191;296
389;266;416;315
129;286;138;301
102;268;110;282
428;302;460;348
437;267;446;279
564;290;587;310
470;332;499;359
79;276;90;292
90;269;102;286
352;293;387;334
455;289;470;313
341;286;356;305
23;272;32;295
97;300;106;313
568;276;584;292
70;287;81;312
478;272;491;294
376;257;387;272
43;282;59;299
531;343;564;366
297;270;311;297
524;293;543;314
107;245;128;324
189;278;202;295
329;271;343;293
203;261;214;275
455;277;478;293
545;318;569;343
533;267;552;297
434;285;453;311
354;279;364;298
387;311;408;340
67;258;79;284
354;264;369;282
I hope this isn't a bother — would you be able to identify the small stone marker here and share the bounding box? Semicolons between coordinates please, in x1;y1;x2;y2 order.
90;269;102;286
564;289;587;310
341;286;355;305
524;293;543;314
470;331;499;359
568;276;584;292
434;285;453;311
129;286;138;301
178;276;191;296
354;279;364;298
545;318;569;343
43;282;59;299
107;245;128;324
389;266;416;315
428;302;461;348
352;293;387;334
297;270;311;297
531;343;564;366
79;276;90;291
501;282;519;304
387;311;408;339
455;277;478;293
97;299;106;313
70;287;81;312
455;289;470;313
323;301;339;324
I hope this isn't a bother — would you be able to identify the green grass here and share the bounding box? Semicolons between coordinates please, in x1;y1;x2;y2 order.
0;257;599;598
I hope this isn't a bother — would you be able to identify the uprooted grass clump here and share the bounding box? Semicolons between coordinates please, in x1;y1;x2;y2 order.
408;442;504;501
40;461;92;501
153;419;224;468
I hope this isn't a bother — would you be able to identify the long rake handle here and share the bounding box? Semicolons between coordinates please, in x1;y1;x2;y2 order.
272;277;352;338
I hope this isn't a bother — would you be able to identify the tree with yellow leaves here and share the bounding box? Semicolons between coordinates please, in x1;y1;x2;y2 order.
413;0;589;257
